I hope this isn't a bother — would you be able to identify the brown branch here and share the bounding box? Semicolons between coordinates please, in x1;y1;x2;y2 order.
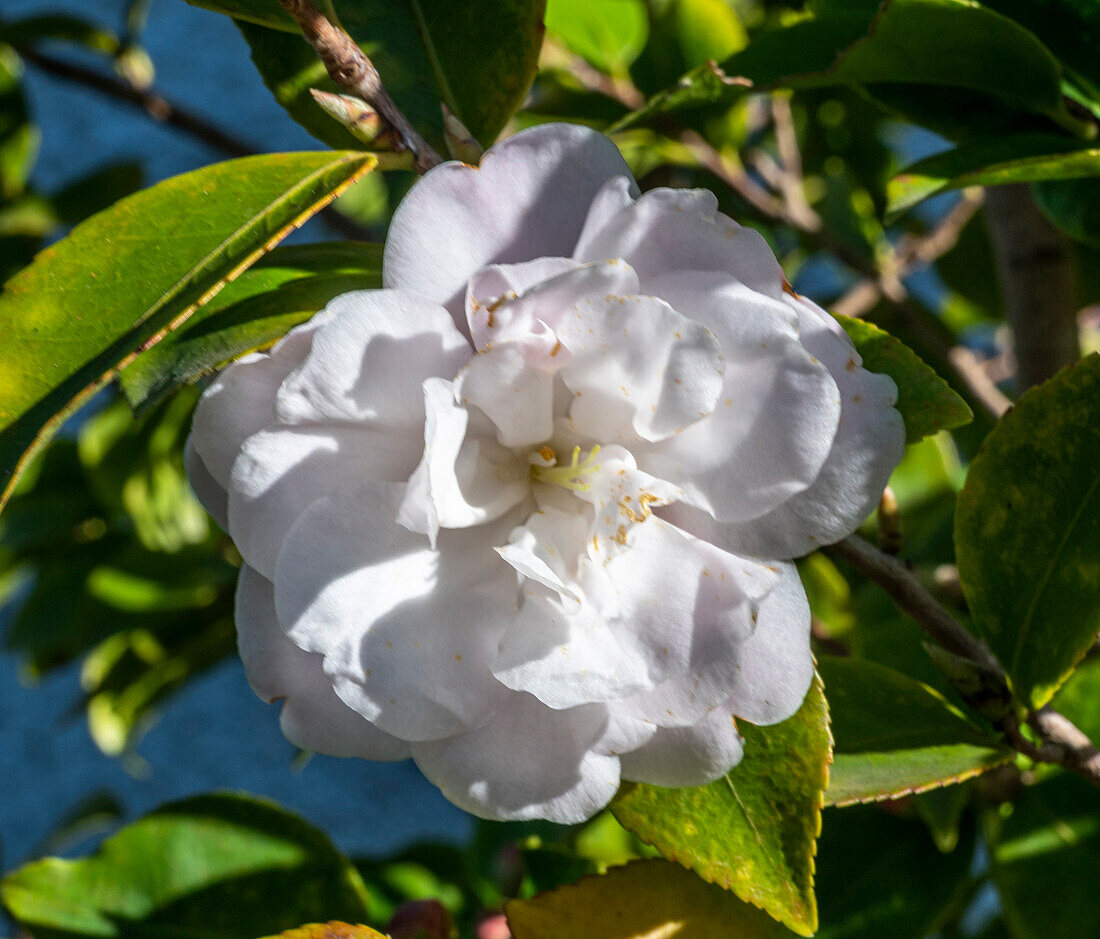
276;0;442;173
17;45;257;158
826;534;1004;677
984;184;1080;390
828;534;1100;791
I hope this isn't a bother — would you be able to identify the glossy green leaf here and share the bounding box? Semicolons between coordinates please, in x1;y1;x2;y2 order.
815;804;975;939
992;772;1100;939
956;354;1100;708
0;792;372;938
1033;176;1100;248
614;0;1069;131
232;0;545;152
118;242;383;410
506;859;793;939
820;657;1011;807
982;0;1100;97
888;135;1100;218
833;313;973;443
545;0;648;75
0;150;377;513
612;674;830;936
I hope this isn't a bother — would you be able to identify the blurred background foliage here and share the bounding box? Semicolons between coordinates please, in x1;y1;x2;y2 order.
1;0;1099;937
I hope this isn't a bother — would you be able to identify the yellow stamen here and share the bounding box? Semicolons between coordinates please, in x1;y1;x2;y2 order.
531;445;603;492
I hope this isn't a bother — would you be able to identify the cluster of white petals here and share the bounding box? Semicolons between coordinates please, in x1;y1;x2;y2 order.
186;123;905;823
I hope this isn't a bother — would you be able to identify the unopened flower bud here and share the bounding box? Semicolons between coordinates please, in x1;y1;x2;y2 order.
309;89;397;148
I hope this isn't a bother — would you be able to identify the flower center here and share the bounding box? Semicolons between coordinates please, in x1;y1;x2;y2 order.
530;445;603;493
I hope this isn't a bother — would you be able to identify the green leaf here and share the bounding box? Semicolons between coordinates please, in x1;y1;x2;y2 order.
832;313;973;443
991;772;1100;939
955;354;1100;708
0;14;121;55
815;804;976;939
0;150;377;513
118;242;383;410
612;674;830;936
1033;176;1100;248
820;657;1011;807
981;0;1100;98
233;0;546;152
506;859;793;938
888;135;1100;218
545;0;648;75
613;0;1069;131
0;792;372;938
1049;655;1100;744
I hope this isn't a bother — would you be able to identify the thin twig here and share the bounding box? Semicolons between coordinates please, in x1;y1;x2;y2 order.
828;534;1100;790
17;45;257;158
276;0;442;173
947;346;1012;418
826;535;1004;677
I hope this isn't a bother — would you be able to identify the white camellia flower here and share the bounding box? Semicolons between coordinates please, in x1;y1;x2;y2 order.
186;123;905;823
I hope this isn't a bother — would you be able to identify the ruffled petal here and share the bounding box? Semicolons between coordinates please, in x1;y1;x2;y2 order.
558;294;725;444
617;706;744;787
184;437;228;529
275;290;471;429
189;315;327;487
411;693;620;822
671;300;905;558
574;184;787;299
227;424;421;579
721;561;814;726
385;123;637;319
467;258;638;352
273;482;523;741
498;514;779;717
636;276;841;523
397;379;530;542
611;522;782;727
236;565;410;761
454;342;556;449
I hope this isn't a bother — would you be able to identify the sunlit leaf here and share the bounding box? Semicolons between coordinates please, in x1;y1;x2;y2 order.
612;674;830;936
0;150;377;513
820;657;1011;807
507;859;793;938
0;793;372;938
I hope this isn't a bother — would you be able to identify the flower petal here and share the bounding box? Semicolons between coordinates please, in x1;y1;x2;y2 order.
467;258;638;352
275;289;471;429
611;521;783;727
558;294;725;443
385;123;637;319
618;706;744;787
454;342;556;449
637;275;841;523
236;565;410;760
397;379;530;542
274;481;523;741
184;437;228;529
574;184;786;299
720;561;814;726
189;315;327;488
227;424;421;579
411;693;620;822
671;299;905;558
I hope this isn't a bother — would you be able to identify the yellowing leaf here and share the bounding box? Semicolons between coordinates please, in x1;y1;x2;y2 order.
506;859;793;938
